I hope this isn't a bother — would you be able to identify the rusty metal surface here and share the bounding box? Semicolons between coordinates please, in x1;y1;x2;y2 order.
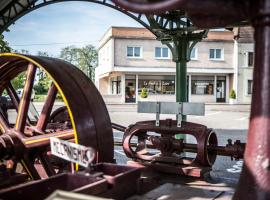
122;119;244;177
112;0;250;28
0;163;141;200
0;53;114;186
233;1;270;199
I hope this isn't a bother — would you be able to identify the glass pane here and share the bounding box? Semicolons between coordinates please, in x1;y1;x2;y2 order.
248;52;254;66
190;48;196;59
134;47;141;57
209;49;215;59
155;47;161;58
125;79;136;103
191;76;214;95
162;48;168;58
216;49;221;59
248;80;253;94
127;47;133;57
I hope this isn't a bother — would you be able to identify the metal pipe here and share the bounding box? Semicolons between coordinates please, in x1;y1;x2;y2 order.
114;141;244;158
112;123;126;132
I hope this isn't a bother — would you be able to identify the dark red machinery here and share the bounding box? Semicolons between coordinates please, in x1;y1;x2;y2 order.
0;1;269;199
122;119;245;177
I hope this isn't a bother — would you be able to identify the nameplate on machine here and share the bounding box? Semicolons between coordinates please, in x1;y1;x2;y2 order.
50;137;95;167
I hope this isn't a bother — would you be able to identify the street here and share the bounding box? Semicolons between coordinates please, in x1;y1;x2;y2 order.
8;102;249;184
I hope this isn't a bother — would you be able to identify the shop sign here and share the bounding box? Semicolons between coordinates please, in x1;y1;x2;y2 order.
50;137;95;167
195;82;209;86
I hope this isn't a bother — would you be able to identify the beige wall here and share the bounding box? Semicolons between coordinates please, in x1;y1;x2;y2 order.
187;41;234;69
114;39;234;70
237;43;254;103
114;38;174;68
99;77;109;95
96;39;114;76
238;67;253;103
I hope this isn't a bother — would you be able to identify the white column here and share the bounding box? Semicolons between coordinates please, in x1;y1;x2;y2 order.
214;75;217;102
121;74;125;103
188;74;192;102
226;75;230;103
233;40;239;102
135;74;139;103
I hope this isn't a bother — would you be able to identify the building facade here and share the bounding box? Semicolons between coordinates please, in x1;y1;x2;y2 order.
234;27;254;104
95;27;237;104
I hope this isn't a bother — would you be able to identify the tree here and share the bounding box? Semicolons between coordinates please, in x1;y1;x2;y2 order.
60;45;98;80
34;51;51;95
13;49;30;55
0;34;11;53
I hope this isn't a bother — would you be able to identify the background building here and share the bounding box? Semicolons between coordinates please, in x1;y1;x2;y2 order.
95;27;238;104
234;27;254;104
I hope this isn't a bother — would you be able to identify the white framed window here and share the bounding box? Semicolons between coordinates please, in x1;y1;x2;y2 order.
127;46;142;58
247;80;253;95
155;47;169;59
247;52;254;67
190;48;198;60
209;48;224;60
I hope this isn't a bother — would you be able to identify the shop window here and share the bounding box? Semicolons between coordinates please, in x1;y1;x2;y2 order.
190;48;198;60
248;80;253;95
209;49;223;60
138;75;175;95
125;75;136;103
248;52;254;67
155;47;169;59
111;76;121;94
127;46;142;58
191;76;214;95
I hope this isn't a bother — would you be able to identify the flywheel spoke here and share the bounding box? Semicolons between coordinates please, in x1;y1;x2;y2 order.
6;82;20;111
36;83;57;132
20;156;40;180
15;63;36;133
38;152;56;177
0;111;9;133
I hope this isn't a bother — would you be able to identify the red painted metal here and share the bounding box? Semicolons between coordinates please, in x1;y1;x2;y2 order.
0;53;114;186
123;119;245;177
0;163;140;200
234;1;270;199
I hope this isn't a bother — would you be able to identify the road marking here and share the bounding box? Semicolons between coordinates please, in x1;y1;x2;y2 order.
235;116;249;121
226;161;243;173
205;111;222;116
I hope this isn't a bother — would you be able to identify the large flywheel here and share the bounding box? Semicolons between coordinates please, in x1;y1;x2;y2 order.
0;53;114;183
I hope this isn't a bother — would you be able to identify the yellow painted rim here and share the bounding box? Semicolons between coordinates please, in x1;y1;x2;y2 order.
0;53;79;173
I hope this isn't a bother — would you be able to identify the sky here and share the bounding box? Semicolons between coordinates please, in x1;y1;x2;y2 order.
3;2;142;56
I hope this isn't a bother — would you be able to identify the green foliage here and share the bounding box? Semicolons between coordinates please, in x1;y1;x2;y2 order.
13;49;30;55
0;35;11;53
34;94;47;102
11;72;26;90
140;88;148;98
34;69;51;95
60;45;97;80
230;89;236;99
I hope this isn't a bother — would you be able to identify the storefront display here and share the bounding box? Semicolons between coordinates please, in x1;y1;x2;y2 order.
191;76;214;95
125;75;136;103
138;75;175;95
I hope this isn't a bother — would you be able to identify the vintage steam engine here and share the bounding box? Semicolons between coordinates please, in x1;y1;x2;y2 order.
0;0;268;199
